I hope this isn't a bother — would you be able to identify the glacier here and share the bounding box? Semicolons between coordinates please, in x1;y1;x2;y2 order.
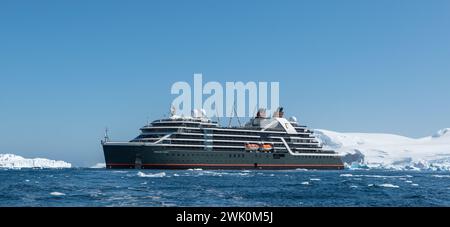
314;128;450;171
0;154;72;169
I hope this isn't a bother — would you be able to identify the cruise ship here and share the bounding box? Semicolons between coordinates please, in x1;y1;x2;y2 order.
102;107;344;170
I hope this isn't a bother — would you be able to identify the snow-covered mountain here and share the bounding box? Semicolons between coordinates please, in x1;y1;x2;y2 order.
0;154;72;169
314;128;450;171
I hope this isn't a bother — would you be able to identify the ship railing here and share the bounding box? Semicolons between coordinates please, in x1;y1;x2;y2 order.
272;136;338;156
154;133;174;144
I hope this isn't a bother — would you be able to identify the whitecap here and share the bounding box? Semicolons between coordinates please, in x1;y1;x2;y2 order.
162;203;177;207
301;181;309;185
406;180;413;183
432;175;450;178
137;171;166;178
379;183;399;188
342;174;412;179
364;175;409;178
50;192;65;196
411;184;419;186
310;178;321;181
232;196;243;200
202;171;226;176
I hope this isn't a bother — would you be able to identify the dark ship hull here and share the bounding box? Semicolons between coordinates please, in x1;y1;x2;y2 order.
102;106;345;170
103;143;344;170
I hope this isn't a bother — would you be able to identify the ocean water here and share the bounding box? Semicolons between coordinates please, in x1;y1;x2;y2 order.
0;168;449;207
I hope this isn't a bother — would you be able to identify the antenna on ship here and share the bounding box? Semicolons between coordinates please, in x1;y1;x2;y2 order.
216;108;221;126
104;127;110;142
227;100;242;127
227;101;234;127
235;101;242;127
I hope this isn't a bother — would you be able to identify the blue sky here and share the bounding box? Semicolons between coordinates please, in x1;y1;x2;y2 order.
1;0;449;166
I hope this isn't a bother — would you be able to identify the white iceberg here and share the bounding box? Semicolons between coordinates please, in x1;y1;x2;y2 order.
315;128;450;171
90;163;106;168
0;154;71;169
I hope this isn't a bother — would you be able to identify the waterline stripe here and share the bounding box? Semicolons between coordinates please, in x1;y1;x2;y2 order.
106;163;344;167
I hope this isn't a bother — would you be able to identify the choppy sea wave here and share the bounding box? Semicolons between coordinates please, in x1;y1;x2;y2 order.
0;169;449;206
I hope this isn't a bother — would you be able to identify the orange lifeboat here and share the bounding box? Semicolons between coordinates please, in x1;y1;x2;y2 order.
260;144;273;152
245;143;260;151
